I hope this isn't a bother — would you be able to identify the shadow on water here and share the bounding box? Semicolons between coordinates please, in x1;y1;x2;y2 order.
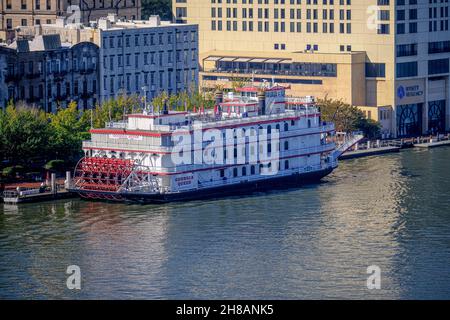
1;148;450;299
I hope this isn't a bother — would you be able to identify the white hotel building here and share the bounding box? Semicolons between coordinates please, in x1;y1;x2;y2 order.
98;15;199;103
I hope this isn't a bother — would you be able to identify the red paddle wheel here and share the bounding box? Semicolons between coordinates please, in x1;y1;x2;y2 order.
73;157;135;193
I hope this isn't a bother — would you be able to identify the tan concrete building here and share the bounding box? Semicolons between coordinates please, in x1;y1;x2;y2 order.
173;0;450;138
0;0;141;42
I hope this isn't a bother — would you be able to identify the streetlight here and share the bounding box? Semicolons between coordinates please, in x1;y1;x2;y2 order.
142;86;148;114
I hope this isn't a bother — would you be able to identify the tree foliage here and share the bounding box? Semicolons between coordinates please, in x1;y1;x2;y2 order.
85;95;142;128
150;85;216;112
0;102;51;166
48;101;90;163
318;98;381;138
142;0;172;20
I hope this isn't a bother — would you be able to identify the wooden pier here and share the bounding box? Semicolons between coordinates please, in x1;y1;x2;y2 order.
2;190;76;204
339;146;401;160
1;172;76;204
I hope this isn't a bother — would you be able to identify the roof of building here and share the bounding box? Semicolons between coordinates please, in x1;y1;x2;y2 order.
8;34;74;52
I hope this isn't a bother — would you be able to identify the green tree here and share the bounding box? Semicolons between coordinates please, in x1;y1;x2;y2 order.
48;101;90;164
168;92;180;111
0;102;51;167
84;94;141;128
152;91;169;113
142;0;172;20
318;98;381;138
231;77;251;91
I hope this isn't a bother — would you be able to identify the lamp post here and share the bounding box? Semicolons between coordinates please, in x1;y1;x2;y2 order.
142;85;148;114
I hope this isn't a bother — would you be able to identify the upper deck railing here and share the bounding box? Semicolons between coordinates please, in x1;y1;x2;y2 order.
102;106;321;133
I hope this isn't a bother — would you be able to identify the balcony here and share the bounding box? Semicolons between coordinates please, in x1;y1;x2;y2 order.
203;57;338;78
206;67;336;78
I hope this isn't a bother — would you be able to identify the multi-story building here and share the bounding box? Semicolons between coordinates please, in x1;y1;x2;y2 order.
0;34;99;112
0;0;141;42
9;14;200;106
97;15;199;103
174;0;450;137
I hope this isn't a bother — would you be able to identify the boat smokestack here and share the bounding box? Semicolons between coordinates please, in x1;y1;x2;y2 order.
163;100;169;115
258;91;266;115
215;90;223;112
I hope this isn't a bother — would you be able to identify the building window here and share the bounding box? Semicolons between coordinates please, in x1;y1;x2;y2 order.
378;10;390;21
409;22;417;33
396;43;417;57
428;59;449;75
378;24;390;34
396;61;418;78
429;41;450;54
409;9;417;20
365;63;386;78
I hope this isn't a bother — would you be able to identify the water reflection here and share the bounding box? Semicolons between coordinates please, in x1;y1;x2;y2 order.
1;148;450;299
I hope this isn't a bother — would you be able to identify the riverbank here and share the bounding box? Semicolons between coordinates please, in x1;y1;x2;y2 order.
339;134;450;160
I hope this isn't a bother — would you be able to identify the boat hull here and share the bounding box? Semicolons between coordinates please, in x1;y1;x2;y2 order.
69;166;334;204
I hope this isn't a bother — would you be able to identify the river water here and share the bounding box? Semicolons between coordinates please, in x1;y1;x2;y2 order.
1;148;450;299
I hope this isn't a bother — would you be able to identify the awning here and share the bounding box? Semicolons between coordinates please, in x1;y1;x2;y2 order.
204;56;222;61
234;57;251;62
220;57;237;62
265;58;284;63
249;58;267;63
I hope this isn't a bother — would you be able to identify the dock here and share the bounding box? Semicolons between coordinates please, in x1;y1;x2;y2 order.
1;172;76;204
339;146;401;160
2;190;76;204
414;139;450;149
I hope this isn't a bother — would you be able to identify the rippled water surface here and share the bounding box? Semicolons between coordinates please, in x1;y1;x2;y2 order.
1;148;450;299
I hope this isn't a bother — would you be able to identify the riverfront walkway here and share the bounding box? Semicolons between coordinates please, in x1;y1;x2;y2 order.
339;134;450;160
